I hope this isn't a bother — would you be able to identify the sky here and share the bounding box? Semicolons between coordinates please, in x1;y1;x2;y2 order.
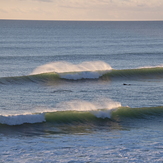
0;0;163;21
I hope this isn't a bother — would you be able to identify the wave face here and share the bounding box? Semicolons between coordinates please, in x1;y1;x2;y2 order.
0;73;60;85
1;62;163;85
101;66;163;80
46;106;163;124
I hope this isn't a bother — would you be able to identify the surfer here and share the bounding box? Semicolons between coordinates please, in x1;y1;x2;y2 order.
123;83;131;85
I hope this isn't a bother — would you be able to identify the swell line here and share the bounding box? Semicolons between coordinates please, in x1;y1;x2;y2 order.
1;66;163;85
1;106;163;126
0;73;60;85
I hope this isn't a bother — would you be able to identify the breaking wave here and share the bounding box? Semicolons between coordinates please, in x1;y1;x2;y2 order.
1;98;163;126
0;99;121;125
30;61;112;75
1;61;163;84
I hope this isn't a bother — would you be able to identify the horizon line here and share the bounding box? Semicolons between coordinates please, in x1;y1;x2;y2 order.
0;19;163;22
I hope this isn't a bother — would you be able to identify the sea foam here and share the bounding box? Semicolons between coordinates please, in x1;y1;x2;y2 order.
55;99;121;119
0;113;45;125
59;71;104;80
31;61;112;76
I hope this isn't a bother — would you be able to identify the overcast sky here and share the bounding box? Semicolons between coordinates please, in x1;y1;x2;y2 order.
1;0;163;20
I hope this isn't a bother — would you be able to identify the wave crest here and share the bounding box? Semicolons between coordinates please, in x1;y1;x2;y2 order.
30;61;112;75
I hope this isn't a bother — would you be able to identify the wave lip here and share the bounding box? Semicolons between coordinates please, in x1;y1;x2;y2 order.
30;61;112;75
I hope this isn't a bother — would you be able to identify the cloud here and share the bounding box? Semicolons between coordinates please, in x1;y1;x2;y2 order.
55;0;163;11
0;8;8;13
32;0;53;2
1;0;163;20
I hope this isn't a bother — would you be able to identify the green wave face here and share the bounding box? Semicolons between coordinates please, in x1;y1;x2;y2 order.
111;106;163;119
101;67;163;80
45;106;163;124
0;73;60;85
45;111;99;124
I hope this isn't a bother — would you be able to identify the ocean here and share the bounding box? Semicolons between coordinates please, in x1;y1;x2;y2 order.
0;20;163;162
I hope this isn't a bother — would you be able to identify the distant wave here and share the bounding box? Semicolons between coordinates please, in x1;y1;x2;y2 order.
30;61;112;75
1;62;163;84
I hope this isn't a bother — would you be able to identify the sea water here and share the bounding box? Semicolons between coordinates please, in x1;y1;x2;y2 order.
0;20;163;162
